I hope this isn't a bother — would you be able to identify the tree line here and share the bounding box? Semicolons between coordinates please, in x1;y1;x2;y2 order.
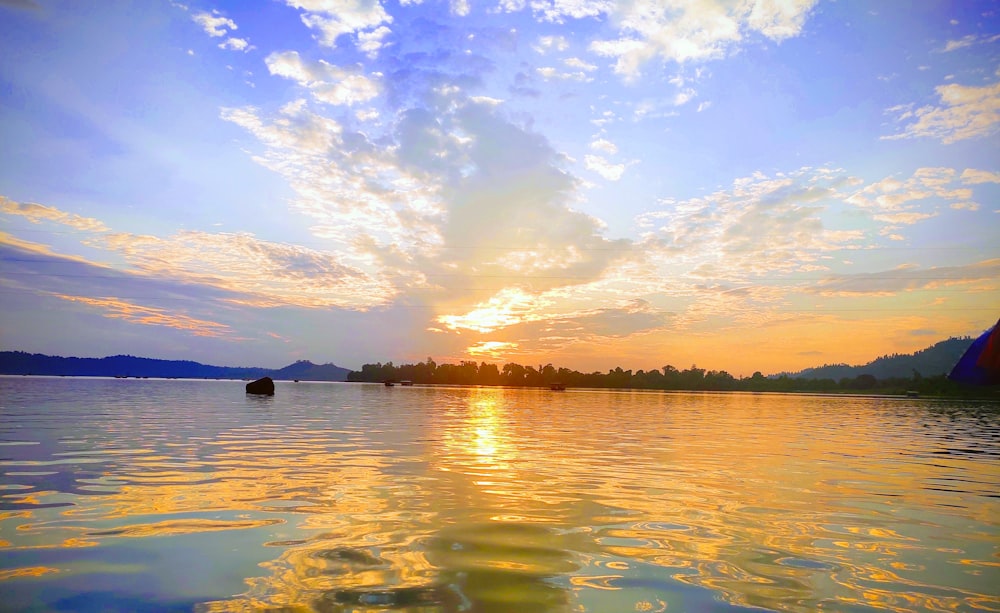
347;358;978;395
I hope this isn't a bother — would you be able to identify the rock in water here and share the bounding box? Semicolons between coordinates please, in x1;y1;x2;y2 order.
246;376;275;395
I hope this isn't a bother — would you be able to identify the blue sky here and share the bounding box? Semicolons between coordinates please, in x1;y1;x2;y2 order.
1;0;998;375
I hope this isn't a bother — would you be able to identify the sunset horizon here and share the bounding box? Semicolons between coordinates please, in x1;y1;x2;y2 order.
2;1;998;378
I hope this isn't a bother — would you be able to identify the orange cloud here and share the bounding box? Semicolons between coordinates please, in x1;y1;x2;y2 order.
52;294;232;337
0;196;110;233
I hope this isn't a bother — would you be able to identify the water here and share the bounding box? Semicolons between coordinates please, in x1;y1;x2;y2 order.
1;377;997;612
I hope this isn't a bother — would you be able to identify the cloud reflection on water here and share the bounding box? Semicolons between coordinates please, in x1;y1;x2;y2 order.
0;379;997;612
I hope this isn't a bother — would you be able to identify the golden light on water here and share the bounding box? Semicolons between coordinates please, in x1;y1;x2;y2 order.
1;381;997;612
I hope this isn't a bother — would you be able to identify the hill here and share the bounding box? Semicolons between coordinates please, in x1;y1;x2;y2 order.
0;352;350;382
780;337;973;380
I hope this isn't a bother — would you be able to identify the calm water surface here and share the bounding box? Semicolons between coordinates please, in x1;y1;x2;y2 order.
1;377;998;612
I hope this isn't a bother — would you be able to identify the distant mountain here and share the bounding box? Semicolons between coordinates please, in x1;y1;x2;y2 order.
781;337;973;380
0;352;350;382
270;360;351;382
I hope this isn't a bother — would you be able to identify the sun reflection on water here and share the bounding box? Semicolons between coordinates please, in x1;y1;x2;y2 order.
0;379;998;612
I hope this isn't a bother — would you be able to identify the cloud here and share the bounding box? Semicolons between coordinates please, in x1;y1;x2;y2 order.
882;77;1000;143
52;294;232;337
519;0;613;23
845;167;977;228
589;138;617;154
941;33;1000;52
265;51;380;105
535;57;597;83
1;196;110;232
221;102;445;264
452;298;673;357
673;88;696;106
0;241;280;344
357;25;391;57
809;260;1000;296
192;10;237;37
587;0;818;77
218;37;253;52
950;201;980;211
439;279;669;345
3;196;395;312
97;230;394;309
466;340;519;358
636;168;866;279
533;35;570;54
961;168;1000;184
536;65;594;82
563;57;597;72
223;71;630;313
438;287;547;333
584;154;625;180
285;0;392;52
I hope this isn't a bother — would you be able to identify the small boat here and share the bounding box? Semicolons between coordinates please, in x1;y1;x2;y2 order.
550;382;566;391
400;380;413;386
384;381;395;387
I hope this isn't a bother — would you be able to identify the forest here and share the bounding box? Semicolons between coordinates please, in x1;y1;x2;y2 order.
347;358;984;396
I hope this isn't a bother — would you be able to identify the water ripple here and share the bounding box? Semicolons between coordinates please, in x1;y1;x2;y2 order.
1;378;997;613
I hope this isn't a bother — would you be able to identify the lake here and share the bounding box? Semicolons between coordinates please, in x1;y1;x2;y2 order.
1;377;997;612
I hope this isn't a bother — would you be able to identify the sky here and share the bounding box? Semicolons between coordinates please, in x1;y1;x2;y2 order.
0;0;998;376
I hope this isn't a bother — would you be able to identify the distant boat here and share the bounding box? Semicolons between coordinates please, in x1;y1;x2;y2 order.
400;380;413;386
384;381;395;387
550;382;566;391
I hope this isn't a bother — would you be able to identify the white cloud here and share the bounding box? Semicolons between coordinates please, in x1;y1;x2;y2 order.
533;34;570;54
942;33;1000;52
588;0;818;78
882;78;1000;143
285;0;393;52
589;138;617;154
525;0;613;23
636;168;868;280
469;95;504;106
564;56;597;71
846;167;977;226
218;37;253;52
536;66;593;82
584;154;625;180
265;51;380;105
220;102;446;273
357;25;391;57
746;0;816;40
192;10;237;37
673;88;696;106
943;34;977;52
